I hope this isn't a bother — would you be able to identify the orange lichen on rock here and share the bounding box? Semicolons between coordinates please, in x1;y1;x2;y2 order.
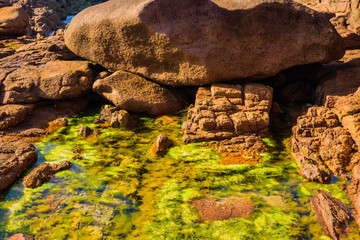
220;150;262;166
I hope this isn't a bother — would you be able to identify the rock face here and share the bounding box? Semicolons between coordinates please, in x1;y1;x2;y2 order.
347;165;360;228
0;60;93;104
152;134;171;154
182;83;273;143
295;0;360;48
65;0;344;86
0;104;34;130
0;6;29;36
311;190;350;240
22;161;72;188
0;143;37;192
292;106;356;183
93;71;186;115
94;104;130;127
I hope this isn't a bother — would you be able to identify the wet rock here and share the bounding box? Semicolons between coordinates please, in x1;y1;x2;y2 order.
94;105;129;127
79;125;95;137
190;197;255;222
152;134;171;154
292;106;356;183
0;6;29;37
0;143;37;192
93;70;186;116
65;0;344;86
0;60;93;104
22;161;72;188
347;165;360;228
0;104;34;130
311;190;350;240
182;83;273;143
8;233;34;240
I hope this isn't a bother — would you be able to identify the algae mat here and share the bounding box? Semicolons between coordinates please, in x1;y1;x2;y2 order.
0;108;359;240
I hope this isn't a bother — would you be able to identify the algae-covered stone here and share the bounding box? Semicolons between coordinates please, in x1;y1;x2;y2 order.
65;0;344;86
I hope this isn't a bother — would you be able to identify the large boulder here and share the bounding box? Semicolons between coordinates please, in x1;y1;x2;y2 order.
93;70;186;115
0;6;29;36
65;0;344;86
0;60;93;104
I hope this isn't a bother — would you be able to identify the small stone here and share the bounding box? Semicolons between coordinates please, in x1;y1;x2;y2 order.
152;134;171;154
8;233;33;240
79;125;93;137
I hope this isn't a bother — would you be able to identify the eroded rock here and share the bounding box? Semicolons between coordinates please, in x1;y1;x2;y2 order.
94;104;129;127
182;83;273;143
65;0;344;86
22;161;72;188
0;104;34;130
0;6;29;37
311;190;350;240
93;70;186;116
346;165;360;228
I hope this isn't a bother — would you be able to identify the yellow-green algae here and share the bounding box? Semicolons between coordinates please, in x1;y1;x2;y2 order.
0;109;359;239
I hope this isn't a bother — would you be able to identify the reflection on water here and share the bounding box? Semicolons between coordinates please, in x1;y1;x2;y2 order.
0;108;358;239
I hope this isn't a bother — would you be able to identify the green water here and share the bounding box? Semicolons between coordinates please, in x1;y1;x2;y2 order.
0;108;359;240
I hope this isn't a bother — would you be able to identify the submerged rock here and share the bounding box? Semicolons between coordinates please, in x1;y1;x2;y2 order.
65;0;344;86
311;190;350;240
93;71;186;116
0;6;29;37
0;143;37;192
22;161;72;188
190;197;255;222
8;233;34;240
182;83;273;143
152;134;171;154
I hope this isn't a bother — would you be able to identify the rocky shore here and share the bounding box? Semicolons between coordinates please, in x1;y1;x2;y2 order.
2;0;360;239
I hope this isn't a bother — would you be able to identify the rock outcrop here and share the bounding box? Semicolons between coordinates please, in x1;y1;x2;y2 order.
93;71;186;116
292;106;356;183
22;161;72;188
0;143;37;192
182;83;273;143
0;104;34;130
0;6;29;37
311;190;350;240
94;104;130;127
0;60;93;104
65;0;344;86
347;165;360;228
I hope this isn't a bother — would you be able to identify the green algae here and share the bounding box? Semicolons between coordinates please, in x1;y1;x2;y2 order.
1;108;360;239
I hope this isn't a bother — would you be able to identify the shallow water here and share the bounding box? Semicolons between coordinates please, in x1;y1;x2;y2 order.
0;107;359;240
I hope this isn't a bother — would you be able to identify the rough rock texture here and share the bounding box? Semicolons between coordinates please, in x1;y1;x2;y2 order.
152;134;171;154
0;60;93;104
78;125;96;137
93;71;186;116
292;106;356;183
0;0;107;37
8;233;34;240
0;6;29;37
94;104;130;127
346;165;360;228
311;190;350;240
182;83;273;143
22;161;72;188
190;197;255;222
65;0;344;86
0;104;34;130
295;0;360;48
0;143;37;192
315;59;360;105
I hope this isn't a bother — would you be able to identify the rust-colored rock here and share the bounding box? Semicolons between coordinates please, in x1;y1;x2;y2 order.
152;134;171;154
93;70;186;116
22;161;72;188
1;60;93;104
8;233;34;240
0;6;29;36
182;83;273;143
0;143;37;192
190;197;255;222
0;104;34;130
347;165;360;228
65;0;344;86
311;190;350;240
